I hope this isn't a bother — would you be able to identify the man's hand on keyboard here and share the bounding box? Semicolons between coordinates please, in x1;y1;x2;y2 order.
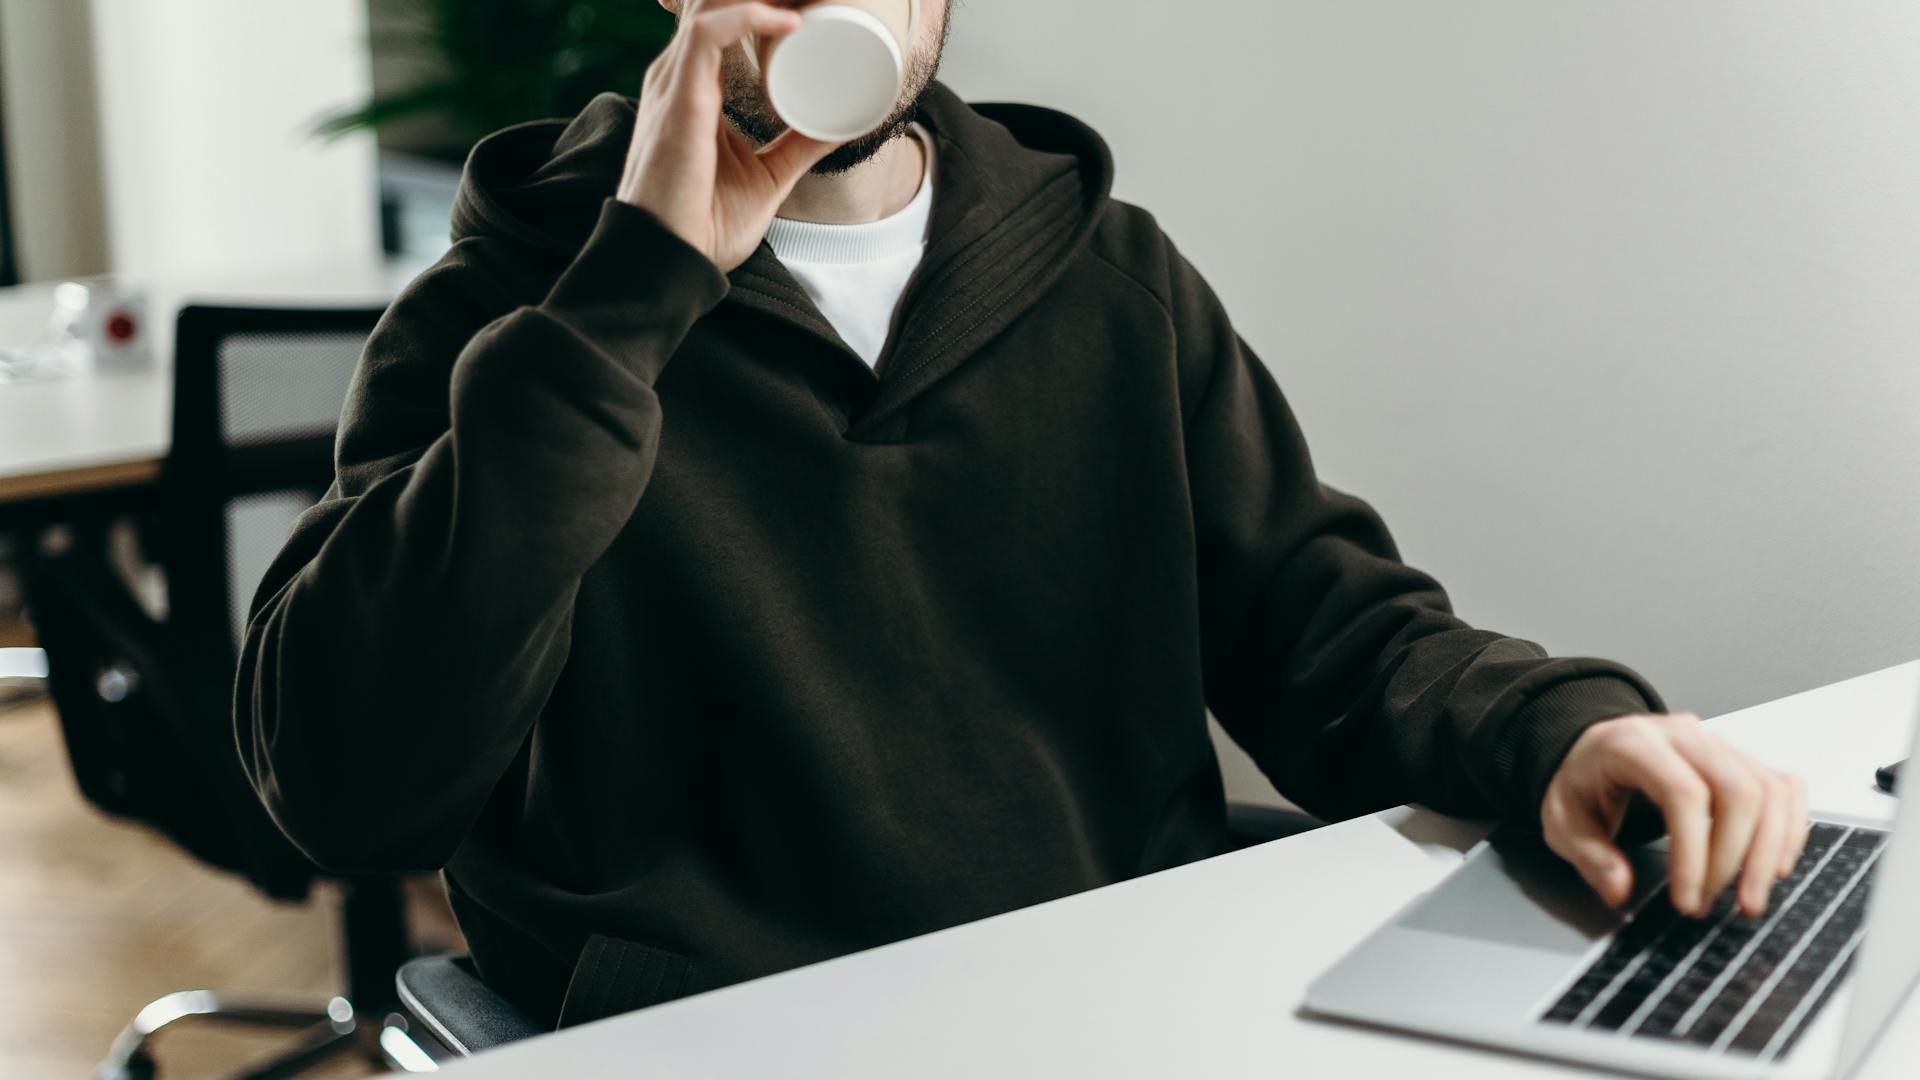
1541;713;1811;920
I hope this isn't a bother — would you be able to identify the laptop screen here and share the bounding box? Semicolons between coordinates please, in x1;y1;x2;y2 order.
1836;673;1920;1075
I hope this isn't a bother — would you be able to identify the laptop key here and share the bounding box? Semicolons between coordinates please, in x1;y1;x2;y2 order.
1724;873;1876;1055
1542;894;1682;1026
1538;820;1884;1061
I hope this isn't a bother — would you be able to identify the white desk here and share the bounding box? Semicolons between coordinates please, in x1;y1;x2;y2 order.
0;261;419;507
429;661;1920;1078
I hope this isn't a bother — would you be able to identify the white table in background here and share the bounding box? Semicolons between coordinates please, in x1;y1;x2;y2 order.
426;661;1920;1079
0;260;419;509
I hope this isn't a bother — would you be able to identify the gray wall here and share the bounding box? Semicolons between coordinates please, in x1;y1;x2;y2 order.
938;1;1920;804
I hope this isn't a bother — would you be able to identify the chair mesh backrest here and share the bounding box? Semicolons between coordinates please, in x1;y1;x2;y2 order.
225;491;319;648
214;330;370;645
168;308;384;654
218;332;368;448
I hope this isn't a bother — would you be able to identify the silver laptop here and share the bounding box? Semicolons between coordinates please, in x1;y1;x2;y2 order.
1306;714;1920;1080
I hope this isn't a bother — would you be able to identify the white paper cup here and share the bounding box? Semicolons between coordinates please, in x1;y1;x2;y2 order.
757;1;919;143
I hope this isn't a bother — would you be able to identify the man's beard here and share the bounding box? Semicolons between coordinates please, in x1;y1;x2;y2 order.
718;13;948;176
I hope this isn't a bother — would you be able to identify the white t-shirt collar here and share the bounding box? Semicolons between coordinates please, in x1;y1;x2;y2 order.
764;122;934;266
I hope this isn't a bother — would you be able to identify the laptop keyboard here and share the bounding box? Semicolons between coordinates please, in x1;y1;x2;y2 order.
1538;821;1886;1062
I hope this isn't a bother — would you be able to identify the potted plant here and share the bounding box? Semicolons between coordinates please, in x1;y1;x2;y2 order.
321;0;677;161
320;0;676;257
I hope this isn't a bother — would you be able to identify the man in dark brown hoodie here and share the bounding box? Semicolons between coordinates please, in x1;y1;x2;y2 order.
235;0;1808;1028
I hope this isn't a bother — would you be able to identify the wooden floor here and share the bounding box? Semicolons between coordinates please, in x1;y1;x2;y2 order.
0;692;461;1078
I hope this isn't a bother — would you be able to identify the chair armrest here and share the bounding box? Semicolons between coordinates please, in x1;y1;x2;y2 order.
396;953;543;1057
1225;801;1325;847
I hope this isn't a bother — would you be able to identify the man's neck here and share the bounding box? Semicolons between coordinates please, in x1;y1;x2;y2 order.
774;127;927;226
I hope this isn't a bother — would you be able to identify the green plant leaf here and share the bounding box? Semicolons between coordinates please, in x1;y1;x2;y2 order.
327;0;677;151
312;81;461;140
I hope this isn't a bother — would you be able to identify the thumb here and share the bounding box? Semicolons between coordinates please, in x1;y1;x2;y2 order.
757;128;843;189
1550;796;1636;908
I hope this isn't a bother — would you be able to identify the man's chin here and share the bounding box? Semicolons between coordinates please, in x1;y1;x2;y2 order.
807;113;919;176
721;103;918;177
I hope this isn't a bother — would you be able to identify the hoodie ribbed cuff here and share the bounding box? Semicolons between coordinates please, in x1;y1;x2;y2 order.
540;199;731;385
1497;673;1665;829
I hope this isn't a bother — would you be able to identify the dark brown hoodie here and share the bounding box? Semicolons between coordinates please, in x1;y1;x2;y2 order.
234;81;1662;1027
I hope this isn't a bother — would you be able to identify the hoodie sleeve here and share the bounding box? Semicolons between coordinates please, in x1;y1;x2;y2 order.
234;199;729;873
1168;239;1664;827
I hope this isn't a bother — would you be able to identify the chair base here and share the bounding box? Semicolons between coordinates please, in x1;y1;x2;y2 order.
94;989;442;1079
0;645;48;711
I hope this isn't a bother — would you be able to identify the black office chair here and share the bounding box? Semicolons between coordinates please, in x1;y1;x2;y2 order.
397;801;1324;1059
21;303;444;1078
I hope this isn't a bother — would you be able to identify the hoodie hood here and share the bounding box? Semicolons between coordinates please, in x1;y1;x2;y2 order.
450;79;1115;437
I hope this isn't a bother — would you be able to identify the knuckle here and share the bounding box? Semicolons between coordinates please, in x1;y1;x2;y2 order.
1603;716;1656;751
1668;774;1711;812
1542;823;1570;859
1678;723;1718;750
1725;771;1764;806
1540;797;1569;835
1656;712;1697;734
1765;783;1793;816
